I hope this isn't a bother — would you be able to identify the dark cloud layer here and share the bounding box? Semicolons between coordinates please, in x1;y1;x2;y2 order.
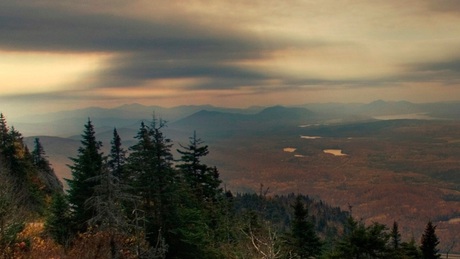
0;1;278;91
2;0;460;112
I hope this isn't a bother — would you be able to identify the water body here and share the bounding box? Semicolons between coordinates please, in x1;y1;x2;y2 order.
283;147;296;152
298;124;321;128
323;149;347;156
373;113;434;120
300;135;322;139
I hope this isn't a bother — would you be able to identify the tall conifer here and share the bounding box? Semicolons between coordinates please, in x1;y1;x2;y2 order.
0;113;8;149
420;221;441;259
285;195;322;258
108;128;126;179
177;131;221;202
45;193;72;247
66;119;104;231
128;117;175;243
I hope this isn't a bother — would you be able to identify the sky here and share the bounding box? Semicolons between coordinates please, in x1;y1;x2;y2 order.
2;0;460;118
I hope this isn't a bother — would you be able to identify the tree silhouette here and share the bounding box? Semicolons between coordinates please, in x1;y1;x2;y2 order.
285;195;322;258
420;221;441;259
66;119;104;232
176;131;222;202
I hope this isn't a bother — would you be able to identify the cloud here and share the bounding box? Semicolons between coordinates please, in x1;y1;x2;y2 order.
2;0;460;113
0;1;285;92
0;2;240;53
405;58;460;85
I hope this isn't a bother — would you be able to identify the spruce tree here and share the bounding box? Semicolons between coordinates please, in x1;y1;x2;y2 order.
330;217;390;259
401;237;422;259
45;193;72;247
391;221;401;250
128;117;175;243
389;221;404;258
66;119;104;232
107;128;126;179
86;131;131;232
4;126;25;177
0;113;8;150
32;138;63;194
285;195;322;258
32;138;47;169
420;221;441;259
176;131;222;202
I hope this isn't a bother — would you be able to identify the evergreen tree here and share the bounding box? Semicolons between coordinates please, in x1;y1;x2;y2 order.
4;126;26;177
0;117;57;216
420;221;441;259
86;162;132;231
176;131;222;202
32;138;47;169
66;119;104;232
31;138;63;194
86;129;131;232
391;221;401;250
401;237;422;259
0;113;8;149
128;117;175;243
330;217;390;259
45;193;72;247
85;159;136;259
285;195;322;258
107;128;126;179
4;126;47;212
389;221;405;258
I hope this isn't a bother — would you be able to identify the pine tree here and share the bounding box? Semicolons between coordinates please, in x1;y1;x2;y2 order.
330;217;390;259
128;117;175;243
389;221;404;258
107;128;126;179
0;118;56;216
391;221;401;250
32;138;47;169
66;119;104;232
420;221;441;259
85;160;136;259
32;138;63;194
4;126;26;177
0;113;8;150
45;193;72;247
86;131;131;232
285;195;322;258
176;131;222;202
401;237;422;259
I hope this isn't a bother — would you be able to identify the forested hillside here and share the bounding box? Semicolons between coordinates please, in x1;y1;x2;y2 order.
0;113;447;258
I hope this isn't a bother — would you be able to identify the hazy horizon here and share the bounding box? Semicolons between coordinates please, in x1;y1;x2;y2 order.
4;98;460;120
2;1;460;118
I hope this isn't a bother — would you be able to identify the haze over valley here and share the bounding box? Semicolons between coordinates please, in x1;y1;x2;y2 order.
11;100;460;252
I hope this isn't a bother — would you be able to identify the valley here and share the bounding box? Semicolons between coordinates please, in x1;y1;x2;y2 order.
204;119;460;251
18;101;460;252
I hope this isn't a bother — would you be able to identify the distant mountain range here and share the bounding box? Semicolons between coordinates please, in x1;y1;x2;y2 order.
11;100;460;138
15;99;460;187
